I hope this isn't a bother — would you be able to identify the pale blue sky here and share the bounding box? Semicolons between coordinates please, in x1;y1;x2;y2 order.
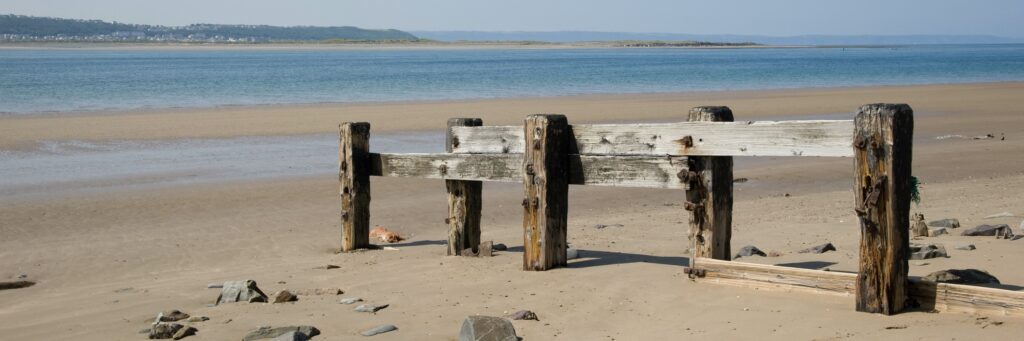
3;0;1022;37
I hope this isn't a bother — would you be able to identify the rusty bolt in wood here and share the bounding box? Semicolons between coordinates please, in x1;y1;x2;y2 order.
532;197;539;209
521;198;529;207
451;137;460;148
438;164;448;175
676;170;698;182
445;218;451;224
340;161;347;171
681;135;694;148
853;135;867;150
683;201;700;211
341;211;349;221
525;163;534;175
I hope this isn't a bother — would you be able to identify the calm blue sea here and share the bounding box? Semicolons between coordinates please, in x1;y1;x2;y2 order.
2;44;1024;115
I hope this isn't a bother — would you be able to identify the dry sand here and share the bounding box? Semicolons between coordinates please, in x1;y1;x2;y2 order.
1;82;1024;340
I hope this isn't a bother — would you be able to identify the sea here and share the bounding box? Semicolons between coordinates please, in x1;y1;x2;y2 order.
2;44;1024;115
2;44;1024;197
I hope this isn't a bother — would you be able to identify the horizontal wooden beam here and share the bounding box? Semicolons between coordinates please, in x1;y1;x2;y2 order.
450;120;855;157
369;153;692;189
692;258;1024;317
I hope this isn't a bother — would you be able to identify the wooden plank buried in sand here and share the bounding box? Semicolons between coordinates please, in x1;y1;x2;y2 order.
449;120;856;157
369;153;693;190
692;258;1024;317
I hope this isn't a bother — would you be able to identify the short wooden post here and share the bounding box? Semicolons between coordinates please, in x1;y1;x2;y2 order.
853;104;913;315
522;114;570;271
446;118;484;255
686;107;734;265
340;122;371;252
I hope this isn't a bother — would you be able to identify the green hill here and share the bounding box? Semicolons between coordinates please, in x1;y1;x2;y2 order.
0;14;419;42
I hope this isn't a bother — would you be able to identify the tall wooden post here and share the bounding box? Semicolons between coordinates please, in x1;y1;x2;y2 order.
446;118;484;255
853;104;913;315
340;122;371;252
522;114;570;271
687;106;734;265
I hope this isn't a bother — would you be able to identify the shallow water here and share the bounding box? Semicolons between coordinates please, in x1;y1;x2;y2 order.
2;45;1023;115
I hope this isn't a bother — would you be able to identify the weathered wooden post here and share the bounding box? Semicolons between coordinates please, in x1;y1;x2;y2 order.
340;122;371;252
686;107;734;266
446;118;484;255
522;114;570;271
853;103;913;315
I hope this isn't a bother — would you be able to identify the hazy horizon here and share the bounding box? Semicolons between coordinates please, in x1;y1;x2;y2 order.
2;0;1022;38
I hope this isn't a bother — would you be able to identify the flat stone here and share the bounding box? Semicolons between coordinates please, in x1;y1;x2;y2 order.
460;316;518;341
172;326;197;340
567;248;579;260
187;316;209;323
507;310;539;321
354;304;388;313
734;245;766;258
799;243;836;254
492;243;508;251
928;218;960;229
242;326;320;341
955;244;976;251
271;331;310;341
149;323;184;339
961;224;1014;238
928;227;948;237
292;288;343;296
923;269;1000;285
272;290;297;303
159;310;190;322
361;324;397;336
339;297;363;305
909;244;948;260
216;280;268;305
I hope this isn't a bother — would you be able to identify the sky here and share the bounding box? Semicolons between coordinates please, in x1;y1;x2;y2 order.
3;0;1023;38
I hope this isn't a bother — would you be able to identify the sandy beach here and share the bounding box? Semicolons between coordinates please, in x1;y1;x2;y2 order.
2;82;1024;340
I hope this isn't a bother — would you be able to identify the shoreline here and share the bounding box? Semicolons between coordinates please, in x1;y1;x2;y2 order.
2;81;1022;151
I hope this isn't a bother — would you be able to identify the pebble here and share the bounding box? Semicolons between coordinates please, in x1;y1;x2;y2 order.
149;323;184;339
207;282;224;289
159;310;191;322
354;304;389;313
594;224;624;229
799;243;836;254
340;297;364;305
361;324;397;336
955;244;976;251
508;310;539;321
172;326;197;340
492;243;508;251
734;245;766;258
928;218;960;229
928;227;948;237
272;290;297;303
909;244;948;260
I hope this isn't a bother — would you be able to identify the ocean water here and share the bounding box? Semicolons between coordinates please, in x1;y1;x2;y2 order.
2;44;1024;115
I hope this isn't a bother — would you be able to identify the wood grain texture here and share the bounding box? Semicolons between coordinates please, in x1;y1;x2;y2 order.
339;122;371;252
853;103;914;315
370;153;691;189
522;114;569;271
450;120;855;157
687;107;734;264
446;118;483;256
694;258;1024;317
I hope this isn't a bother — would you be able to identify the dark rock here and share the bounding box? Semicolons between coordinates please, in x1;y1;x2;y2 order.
149;323;184;339
172;326;197;340
361;324;397;336
799;243;836;254
909;244;948;260
507;310;538;321
315;265;341;270
594;224;624;229
17;273;27;279
271;331;309;341
928;218;960;229
272;290;297;303
955;244;976;251
492;243;508;251
961;224;1014;239
460;316;518;341
216;280;268;305
733;178;749;183
923;269;1000;285
734;245;766;258
242;326;320;341
0;281;35;290
159;310;190;322
928;227;948;237
354;304;388;313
